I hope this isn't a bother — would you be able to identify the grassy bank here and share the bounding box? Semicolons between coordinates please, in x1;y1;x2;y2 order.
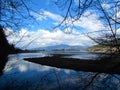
87;45;110;52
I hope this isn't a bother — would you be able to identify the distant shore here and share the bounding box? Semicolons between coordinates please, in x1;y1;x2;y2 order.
24;54;120;74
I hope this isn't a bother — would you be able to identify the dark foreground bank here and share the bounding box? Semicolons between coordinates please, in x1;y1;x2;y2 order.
24;54;120;74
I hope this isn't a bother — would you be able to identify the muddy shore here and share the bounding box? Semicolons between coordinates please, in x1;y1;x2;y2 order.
24;54;120;74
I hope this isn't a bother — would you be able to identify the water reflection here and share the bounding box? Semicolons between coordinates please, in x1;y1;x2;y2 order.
46;51;98;60
0;54;8;75
0;53;120;90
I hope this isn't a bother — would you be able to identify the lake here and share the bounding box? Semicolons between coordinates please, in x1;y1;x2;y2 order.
0;51;120;90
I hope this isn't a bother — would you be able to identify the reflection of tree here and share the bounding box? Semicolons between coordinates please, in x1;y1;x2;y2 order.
3;71;120;89
1;60;120;90
82;73;100;90
0;54;8;75
84;73;120;89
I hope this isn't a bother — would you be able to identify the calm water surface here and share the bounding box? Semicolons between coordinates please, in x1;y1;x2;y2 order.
0;52;120;90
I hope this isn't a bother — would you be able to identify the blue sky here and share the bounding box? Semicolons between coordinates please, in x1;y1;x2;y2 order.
6;0;119;49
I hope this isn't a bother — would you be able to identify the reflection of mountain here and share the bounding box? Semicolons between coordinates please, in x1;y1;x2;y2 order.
34;44;87;50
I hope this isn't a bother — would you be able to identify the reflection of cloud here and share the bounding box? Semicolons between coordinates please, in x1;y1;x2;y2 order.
5;55;54;73
19;65;27;72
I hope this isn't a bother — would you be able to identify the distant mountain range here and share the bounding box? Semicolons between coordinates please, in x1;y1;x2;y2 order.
34;44;87;51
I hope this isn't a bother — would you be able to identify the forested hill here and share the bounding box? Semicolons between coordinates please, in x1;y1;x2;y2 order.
0;27;23;54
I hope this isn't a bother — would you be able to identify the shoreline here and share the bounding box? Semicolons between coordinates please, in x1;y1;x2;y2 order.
24;54;120;74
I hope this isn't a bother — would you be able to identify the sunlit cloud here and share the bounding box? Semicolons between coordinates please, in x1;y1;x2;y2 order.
101;2;110;9
6;28;95;49
43;11;63;22
32;10;63;22
33;10;104;32
43;10;103;32
73;11;104;32
117;28;120;35
6;10;104;49
19;29;29;37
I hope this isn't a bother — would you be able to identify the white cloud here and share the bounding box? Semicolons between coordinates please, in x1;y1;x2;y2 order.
19;29;29;37
7;28;95;49
42;10;104;32
43;11;63;21
4;28;14;36
117;28;120;35
32;10;63;22
114;11;120;22
73;11;104;32
101;3;110;9
33;10;104;33
6;10;104;49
